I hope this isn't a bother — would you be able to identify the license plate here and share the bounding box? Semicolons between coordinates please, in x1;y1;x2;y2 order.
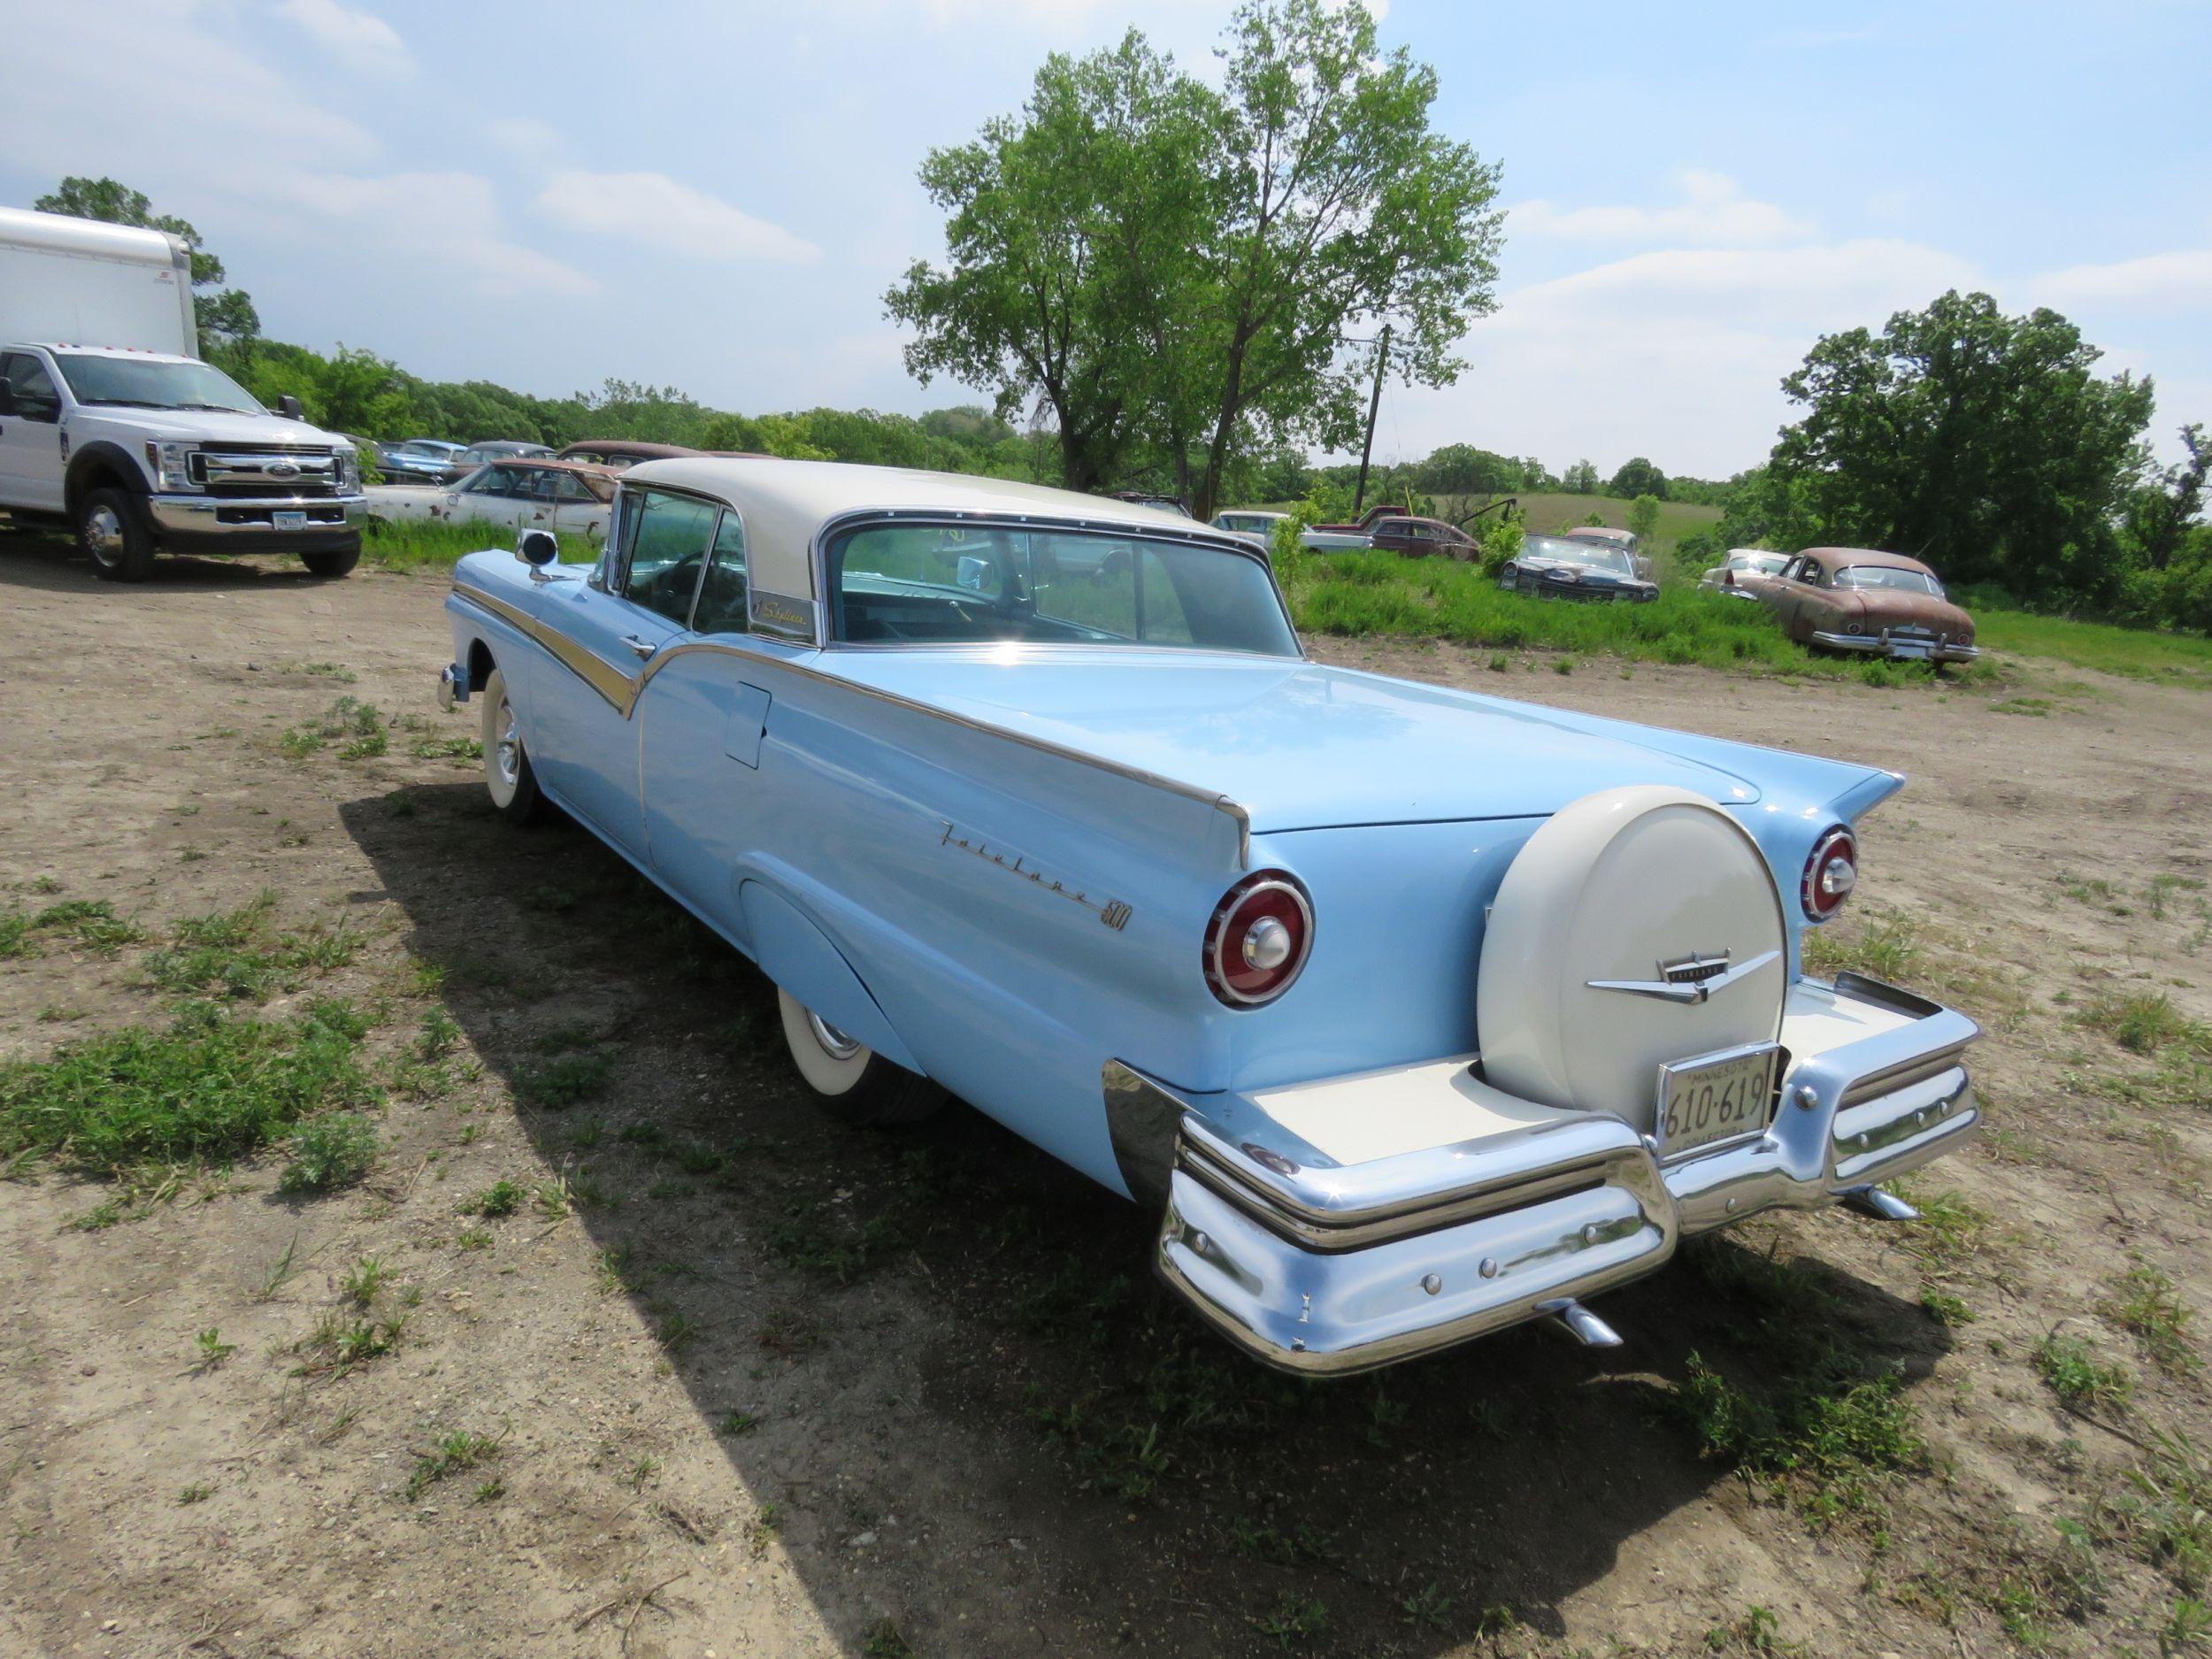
273;511;307;531
1655;1043;1778;1161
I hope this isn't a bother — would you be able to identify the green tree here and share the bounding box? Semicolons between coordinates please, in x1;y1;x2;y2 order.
2124;424;2206;572
1560;458;1600;494
1627;493;1661;541
887;0;1504;519
1763;289;2154;604
35;176;259;345
1608;456;1668;500
1415;442;1517;498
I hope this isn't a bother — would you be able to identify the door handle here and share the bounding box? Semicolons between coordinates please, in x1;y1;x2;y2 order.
619;634;658;659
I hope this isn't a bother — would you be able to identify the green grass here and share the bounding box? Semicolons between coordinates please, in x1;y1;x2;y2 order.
146;893;359;1002
1279;547;1972;681
278;1113;380;1194
2077;992;2212;1057
403;1426;503;1500
1972;606;2212;682
361;516;599;575
1431;489;1723;553
0;1001;377;1180
0;899;143;959
2034;1333;2135;1412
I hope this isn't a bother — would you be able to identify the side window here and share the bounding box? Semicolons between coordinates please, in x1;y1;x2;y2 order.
3;354;61;422
620;489;718;626
555;472;599;503
465;465;513;496
692;511;749;634
525;468;562;502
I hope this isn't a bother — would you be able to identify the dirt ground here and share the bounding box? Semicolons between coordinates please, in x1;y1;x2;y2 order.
3;534;2208;1659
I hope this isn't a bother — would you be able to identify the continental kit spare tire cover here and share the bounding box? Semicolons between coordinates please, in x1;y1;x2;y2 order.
1477;786;1787;1133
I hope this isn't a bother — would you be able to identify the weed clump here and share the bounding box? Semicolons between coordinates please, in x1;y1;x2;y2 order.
0;1000;376;1180
278;1113;380;1194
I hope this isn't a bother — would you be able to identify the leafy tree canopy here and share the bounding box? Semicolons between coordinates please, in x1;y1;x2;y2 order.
1754;289;2154;605
887;0;1504;519
1608;455;1667;500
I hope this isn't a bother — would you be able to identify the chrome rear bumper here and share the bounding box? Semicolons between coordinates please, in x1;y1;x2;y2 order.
1121;974;1979;1375
1810;627;1979;663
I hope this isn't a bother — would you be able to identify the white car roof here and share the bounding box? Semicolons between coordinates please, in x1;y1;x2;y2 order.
623;457;1251;603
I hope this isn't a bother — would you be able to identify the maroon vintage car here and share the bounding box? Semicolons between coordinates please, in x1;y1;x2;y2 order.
1756;547;1979;663
1309;502;1413;537
1365;514;1479;559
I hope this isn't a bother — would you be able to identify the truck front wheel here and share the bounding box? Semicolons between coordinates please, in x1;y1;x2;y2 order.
79;488;157;582
300;540;361;579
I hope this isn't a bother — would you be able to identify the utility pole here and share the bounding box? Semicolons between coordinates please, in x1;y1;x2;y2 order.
1352;323;1391;513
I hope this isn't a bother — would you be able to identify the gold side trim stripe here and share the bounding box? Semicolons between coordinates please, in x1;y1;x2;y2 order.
449;580;1253;870
453;581;638;713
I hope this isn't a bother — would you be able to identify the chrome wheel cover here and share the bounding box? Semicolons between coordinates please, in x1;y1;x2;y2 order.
807;1010;862;1060
495;700;521;788
84;504;125;562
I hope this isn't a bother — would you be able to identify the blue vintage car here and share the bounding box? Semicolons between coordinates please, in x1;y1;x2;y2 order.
437;459;1979;1374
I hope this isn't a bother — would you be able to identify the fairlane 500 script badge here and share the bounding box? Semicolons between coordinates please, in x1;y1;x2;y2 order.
939;822;1133;931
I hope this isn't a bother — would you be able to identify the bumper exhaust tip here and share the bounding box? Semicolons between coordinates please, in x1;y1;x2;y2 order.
1842;1185;1919;1222
1536;1297;1623;1349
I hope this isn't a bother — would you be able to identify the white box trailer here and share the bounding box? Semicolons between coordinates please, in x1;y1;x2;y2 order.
0;206;198;356
0;205;364;580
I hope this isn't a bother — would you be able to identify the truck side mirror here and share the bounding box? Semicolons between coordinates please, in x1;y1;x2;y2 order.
277;394;304;419
517;529;559;568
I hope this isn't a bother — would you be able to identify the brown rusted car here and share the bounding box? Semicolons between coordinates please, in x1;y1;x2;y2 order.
1755;547;1979;663
1367;514;1479;559
556;439;701;470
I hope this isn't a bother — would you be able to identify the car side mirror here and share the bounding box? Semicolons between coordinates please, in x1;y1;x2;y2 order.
275;394;305;419
518;528;559;569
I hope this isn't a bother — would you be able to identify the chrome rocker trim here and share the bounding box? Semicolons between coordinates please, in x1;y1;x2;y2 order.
1117;975;1980;1376
1809;627;1980;664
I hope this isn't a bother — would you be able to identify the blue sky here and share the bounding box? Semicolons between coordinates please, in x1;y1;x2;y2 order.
4;0;2206;480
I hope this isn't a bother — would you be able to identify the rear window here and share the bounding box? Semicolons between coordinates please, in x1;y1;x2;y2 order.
828;521;1297;657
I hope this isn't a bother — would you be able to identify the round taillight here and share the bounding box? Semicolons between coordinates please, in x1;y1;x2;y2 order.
1203;871;1313;1008
1801;826;1857;922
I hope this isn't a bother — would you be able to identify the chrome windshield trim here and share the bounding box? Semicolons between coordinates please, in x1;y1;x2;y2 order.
808;507;1306;662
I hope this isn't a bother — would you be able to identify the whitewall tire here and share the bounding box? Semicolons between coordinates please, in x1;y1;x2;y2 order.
776;987;942;1126
479;668;545;824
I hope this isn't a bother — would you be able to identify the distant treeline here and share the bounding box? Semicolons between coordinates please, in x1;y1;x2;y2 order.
202;335;1711;514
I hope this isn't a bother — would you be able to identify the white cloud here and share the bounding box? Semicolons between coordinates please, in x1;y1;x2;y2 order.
484;116;561;163
274;0;412;73
1510;171;1816;250
4;0;379;181
2034;250;2212;311
536;171;819;264
233;168;595;298
1384;238;1980;480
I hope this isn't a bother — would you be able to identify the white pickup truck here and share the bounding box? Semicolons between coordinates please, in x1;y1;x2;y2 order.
0;206;365;581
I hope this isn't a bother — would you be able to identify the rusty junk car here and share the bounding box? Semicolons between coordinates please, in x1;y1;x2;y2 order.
1753;547;1979;664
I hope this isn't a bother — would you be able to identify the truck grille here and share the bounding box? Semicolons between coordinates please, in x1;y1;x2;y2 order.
189;447;342;497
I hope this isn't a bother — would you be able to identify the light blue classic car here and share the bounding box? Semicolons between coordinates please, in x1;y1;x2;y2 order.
437;460;1979;1374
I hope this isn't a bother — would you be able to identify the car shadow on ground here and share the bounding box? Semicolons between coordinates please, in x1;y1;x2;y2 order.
341;780;1951;1657
0;524;342;590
